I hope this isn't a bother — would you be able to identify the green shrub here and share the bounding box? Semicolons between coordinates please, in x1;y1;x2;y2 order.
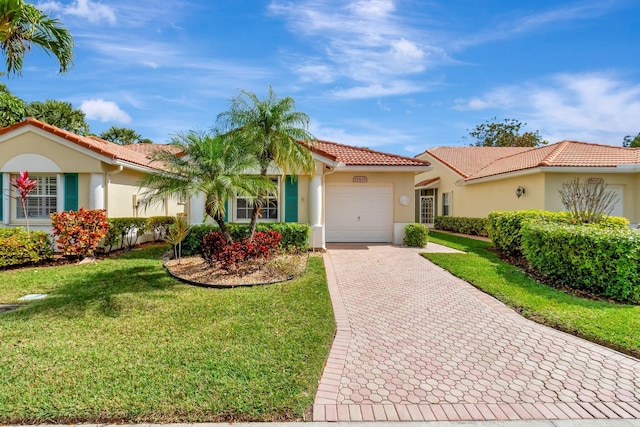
404;223;429;247
146;216;176;241
181;223;310;256
522;222;640;303
487;210;629;256
0;228;53;268
434;216;488;237
104;217;148;251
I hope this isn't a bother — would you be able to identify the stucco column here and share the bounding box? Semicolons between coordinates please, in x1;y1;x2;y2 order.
89;173;105;210
189;193;206;224
309;173;323;227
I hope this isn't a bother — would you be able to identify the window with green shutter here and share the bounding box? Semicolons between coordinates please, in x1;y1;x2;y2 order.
284;175;298;222
224;199;229;222
64;173;78;211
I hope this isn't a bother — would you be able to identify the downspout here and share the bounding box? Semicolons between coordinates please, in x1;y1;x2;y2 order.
105;165;124;215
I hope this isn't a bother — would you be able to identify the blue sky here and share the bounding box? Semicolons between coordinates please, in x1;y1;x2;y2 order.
4;0;640;155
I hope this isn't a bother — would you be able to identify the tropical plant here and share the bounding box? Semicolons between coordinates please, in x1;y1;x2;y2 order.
137;130;275;242
0;0;73;76
26;99;89;134
10;170;35;232
50;208;109;258
216;86;316;237
0;82;25;126
100;126;151;145
166;215;190;262
465;117;546;147
559;177;618;224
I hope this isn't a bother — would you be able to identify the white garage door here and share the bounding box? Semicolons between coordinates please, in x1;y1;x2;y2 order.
326;184;393;242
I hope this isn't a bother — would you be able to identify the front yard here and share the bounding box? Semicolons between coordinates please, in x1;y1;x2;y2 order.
425;231;640;358
0;245;335;424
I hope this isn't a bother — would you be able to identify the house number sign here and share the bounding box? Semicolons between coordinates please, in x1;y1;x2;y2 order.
353;176;368;183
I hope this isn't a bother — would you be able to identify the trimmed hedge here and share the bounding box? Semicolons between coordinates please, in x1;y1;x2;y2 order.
0;228;53;268
522;222;640;303
104;217;148;251
434;216;488;237
404;223;429;247
487;210;629;256
182;223;310;256
146;216;176;241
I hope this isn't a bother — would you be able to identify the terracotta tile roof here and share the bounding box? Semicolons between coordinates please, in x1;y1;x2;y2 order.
425;146;532;178
415;177;440;188
312;139;430;167
0;118;173;170
423;141;640;182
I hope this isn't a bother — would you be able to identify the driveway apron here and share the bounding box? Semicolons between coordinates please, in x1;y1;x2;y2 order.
312;244;640;422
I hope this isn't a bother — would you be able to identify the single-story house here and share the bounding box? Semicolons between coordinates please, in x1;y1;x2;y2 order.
414;140;640;227
1;118;431;248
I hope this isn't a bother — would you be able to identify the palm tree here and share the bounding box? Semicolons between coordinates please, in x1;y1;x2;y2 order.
137;130;275;242
0;0;73;76
216;86;316;237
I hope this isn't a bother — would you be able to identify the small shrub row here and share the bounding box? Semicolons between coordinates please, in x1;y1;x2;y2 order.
522;222;640;303
487;210;629;256
104;217;148;252
146;216;176;241
51;208;109;258
404;223;429;247
202;230;282;271
0;228;53;268
182;223;310;256
434;216;488;237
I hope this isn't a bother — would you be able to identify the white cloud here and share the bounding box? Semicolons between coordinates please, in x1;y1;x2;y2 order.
453;72;640;144
38;0;117;25
269;0;443;98
81;99;131;123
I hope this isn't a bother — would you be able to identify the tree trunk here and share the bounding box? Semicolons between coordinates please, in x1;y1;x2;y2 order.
214;213;233;243
248;167;268;240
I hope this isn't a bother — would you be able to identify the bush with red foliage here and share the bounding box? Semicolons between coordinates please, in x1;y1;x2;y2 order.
201;230;282;271
51;208;109;258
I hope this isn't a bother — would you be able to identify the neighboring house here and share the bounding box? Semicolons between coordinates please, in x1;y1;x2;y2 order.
1;118;431;248
414;141;640;227
0;118;185;234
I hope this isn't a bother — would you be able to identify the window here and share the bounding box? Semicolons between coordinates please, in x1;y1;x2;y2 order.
236;177;278;221
16;175;57;219
442;192;450;216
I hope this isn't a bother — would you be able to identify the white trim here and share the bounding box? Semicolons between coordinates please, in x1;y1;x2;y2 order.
463;166;636;185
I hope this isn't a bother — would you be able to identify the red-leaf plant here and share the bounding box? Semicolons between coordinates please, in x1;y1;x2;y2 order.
10;171;37;232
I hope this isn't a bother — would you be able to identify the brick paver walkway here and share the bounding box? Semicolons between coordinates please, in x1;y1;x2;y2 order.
313;244;640;422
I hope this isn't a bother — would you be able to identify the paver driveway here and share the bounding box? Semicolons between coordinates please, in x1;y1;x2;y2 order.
312;244;640;422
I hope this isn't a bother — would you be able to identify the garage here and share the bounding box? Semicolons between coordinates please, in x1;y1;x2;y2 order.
325;184;393;242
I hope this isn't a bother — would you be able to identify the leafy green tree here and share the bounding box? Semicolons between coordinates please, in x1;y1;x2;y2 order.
99;126;151;145
622;133;640;148
0;82;25;127
0;0;73;76
26;99;89;134
216;86;316;237
138;130;275;242
466;117;547;147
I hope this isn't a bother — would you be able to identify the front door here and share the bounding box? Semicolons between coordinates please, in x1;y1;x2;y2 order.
420;195;434;226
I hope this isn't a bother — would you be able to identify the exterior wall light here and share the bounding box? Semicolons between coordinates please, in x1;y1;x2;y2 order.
516;186;525;198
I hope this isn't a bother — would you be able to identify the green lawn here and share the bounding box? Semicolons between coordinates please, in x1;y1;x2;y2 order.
0;245;335;424
425;231;640;358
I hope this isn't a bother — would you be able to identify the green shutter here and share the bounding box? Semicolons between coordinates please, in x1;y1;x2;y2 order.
284;175;298;222
224;199;229;222
0;177;3;221
64;173;78;211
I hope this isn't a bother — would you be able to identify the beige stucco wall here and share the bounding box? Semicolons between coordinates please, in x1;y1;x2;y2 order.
0;131;106;173
108;169;185;218
544;172;639;224
325;171;417;223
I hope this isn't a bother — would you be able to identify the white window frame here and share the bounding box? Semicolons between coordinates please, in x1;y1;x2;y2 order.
442;192;450;216
233;177;280;223
14;174;59;221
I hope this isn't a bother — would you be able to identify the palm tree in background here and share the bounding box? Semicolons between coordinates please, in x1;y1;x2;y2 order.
0;0;73;76
138;130;275;242
216;86;316;237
